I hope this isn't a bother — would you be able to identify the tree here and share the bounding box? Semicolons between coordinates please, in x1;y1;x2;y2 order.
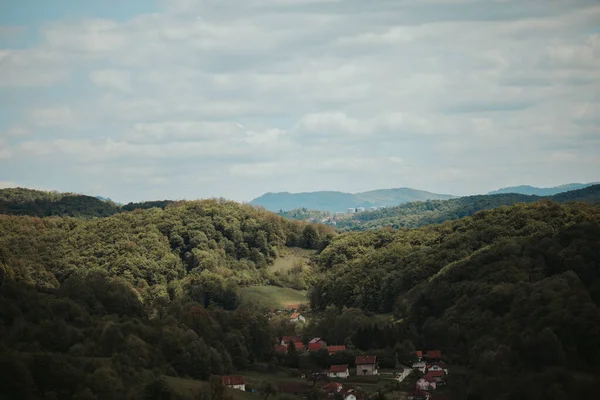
258;381;278;400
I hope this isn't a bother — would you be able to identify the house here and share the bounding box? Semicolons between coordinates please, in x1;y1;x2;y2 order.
415;351;423;361
416;376;436;391
356;207;365;212
395;365;412;383
412;361;427;373
342;388;366;400
308;338;327;351
222;376;245;391
281;335;301;345
327;345;346;355
347;208;356;213
293;341;305;352
426;362;448;375
328;365;350;379
425;350;441;361
368;206;378;211
322;382;343;395
290;312;306;324
355;356;378;376
424;371;445;383
274;344;288;354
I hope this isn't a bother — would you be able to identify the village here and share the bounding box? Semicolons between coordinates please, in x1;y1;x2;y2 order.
216;309;453;400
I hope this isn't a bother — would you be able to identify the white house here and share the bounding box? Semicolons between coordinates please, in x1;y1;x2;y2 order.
356;207;365;212
355;356;378;376
328;365;350;379
222;376;245;391
426;362;448;374
395;366;412;383
412;361;427;373
290;312;306;323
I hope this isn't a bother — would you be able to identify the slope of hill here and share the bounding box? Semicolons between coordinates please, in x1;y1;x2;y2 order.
0;199;334;399
311;201;600;399
250;187;457;212
0;187;121;217
336;185;600;230
488;182;599;196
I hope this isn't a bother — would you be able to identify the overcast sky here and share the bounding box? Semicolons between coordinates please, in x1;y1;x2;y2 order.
0;0;599;203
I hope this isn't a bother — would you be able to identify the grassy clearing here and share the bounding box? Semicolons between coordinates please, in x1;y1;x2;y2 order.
270;247;315;273
165;376;256;400
239;285;308;309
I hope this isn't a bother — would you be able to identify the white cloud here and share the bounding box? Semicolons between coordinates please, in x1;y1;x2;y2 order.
3;126;31;136
0;181;18;189
1;0;600;201
0;139;12;159
89;69;132;92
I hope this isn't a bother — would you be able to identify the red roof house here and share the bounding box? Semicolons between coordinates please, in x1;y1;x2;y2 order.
426;350;441;360
327;345;346;355
294;341;305;351
222;376;245;390
274;344;288;354
281;335;301;345
415;350;423;358
355;356;377;365
322;382;343;394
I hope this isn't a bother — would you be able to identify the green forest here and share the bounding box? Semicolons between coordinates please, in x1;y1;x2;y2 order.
334;185;600;230
1;187;600;399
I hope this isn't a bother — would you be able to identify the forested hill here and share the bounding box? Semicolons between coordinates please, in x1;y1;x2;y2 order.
250;187;456;212
311;201;600;398
488;182;599;196
0;187;178;217
0;199;333;399
336;184;600;230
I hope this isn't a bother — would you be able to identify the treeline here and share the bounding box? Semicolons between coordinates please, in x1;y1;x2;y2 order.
277;208;331;221
0;199;334;399
310;201;600;399
0;187;175;218
335;184;600;230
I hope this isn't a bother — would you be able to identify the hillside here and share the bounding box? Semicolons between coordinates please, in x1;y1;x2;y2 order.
336;185;600;230
488;182;599;196
0;187;121;217
311;201;600;399
0;198;336;399
250;187;456;212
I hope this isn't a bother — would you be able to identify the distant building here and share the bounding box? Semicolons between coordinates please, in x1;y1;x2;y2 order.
290;312;306;324
308;338;327;351
368;206;378;211
222;376;245;391
355;356;378;376
347;208;356;213
328;365;350;379
327;345;346;355
356;207;365;212
281;335;301;345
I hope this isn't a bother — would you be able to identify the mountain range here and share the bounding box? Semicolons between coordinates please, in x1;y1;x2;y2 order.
251;182;600;212
250;188;456;212
487;182;599;196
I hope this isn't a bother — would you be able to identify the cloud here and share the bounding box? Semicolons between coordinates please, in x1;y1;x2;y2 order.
89;69;132;92
0;139;12;159
1;0;600;201
4;126;31;136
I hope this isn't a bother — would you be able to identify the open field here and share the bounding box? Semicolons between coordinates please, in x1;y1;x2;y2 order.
270;247;315;273
239;285;308;309
165;376;257;400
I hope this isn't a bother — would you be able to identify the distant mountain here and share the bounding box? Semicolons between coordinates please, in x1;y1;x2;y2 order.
250;188;457;212
337;184;600;231
488;182;599;196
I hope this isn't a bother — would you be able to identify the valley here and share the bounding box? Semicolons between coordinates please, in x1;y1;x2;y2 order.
1;187;600;400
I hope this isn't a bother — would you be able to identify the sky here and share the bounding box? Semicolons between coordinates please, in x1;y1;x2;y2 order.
0;0;599;203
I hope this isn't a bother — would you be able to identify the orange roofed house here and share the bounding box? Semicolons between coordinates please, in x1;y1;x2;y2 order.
355;356;378;376
327;345;346;355
222;376;245;391
308;337;328;351
290;312;306;323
